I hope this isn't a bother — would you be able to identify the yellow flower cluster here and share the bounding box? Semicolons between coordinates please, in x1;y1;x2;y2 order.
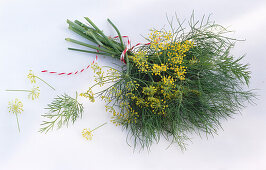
8;98;24;114
101;96;112;103
91;63;105;86
151;64;167;76
107;68;120;80
82;128;93;140
110;86;123;100
166;40;194;80
105;105;118;116
148;29;172;52
126;84;167;115
134;30;194;81
82;30;198;127
80;89;95;102
28;86;40;100
129;51;149;72
109;104;139;126
126;80;140;92
8;98;23;132
142;85;157;96
160;76;175;95
119;32;195;117
27;69;55;90
27;70;36;84
81;123;106;141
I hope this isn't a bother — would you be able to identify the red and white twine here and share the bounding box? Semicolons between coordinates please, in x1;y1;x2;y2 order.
41;36;149;76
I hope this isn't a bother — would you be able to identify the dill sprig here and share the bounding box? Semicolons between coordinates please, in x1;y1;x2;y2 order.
8;98;24;132
39;93;83;133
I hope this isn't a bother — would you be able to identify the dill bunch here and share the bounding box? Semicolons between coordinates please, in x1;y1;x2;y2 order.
40;93;83;133
66;14;255;150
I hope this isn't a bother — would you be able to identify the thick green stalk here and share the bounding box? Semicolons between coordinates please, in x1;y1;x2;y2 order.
84;17;121;53
74;20;96;31
69;19;124;53
88;30;124;51
67;20;89;33
65;38;117;55
87;30;105;46
68;48;109;56
107;18;125;50
68;26;96;43
68;20;103;45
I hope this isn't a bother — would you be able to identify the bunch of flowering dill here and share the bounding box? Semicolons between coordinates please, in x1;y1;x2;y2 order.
66;15;254;150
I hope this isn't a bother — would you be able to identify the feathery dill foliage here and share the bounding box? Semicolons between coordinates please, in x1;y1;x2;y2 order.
40;93;83;133
66;15;254;150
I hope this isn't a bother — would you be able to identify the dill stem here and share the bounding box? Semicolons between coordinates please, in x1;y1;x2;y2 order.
15;113;20;132
6;90;31;92
126;54;130;75
36;76;55;90
147;73;155;82
91;122;107;132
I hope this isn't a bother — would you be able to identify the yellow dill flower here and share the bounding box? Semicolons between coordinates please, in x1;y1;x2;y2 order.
142;86;157;96
160;76;176;98
91;63;105;86
129;51;149;72
82;122;107;141
126;81;139;92
148;29;172;52
173;66;187;81
27;70;36;84
8;98;23;114
91;63;101;73
8;98;23;132
101;96;112;103
27;70;55;90
147;97;161;110
82;128;93;140
105;105;117;116
94;74;105;86
6;86;40;100
80;89;95;102
162;76;175;86
28;86;40;100
135;97;146;107
152;64;167;75
107;68;120;80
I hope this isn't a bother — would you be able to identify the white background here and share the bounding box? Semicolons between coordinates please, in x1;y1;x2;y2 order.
1;0;266;170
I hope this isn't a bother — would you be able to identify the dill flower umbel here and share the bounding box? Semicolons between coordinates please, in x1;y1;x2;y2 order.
82;128;93;140
80;89;95;102
82;122;107;141
8;98;23;132
28;86;40;100
6;86;41;100
27;70;36;83
8;98;24;114
129;51;149;72
27;70;55;90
